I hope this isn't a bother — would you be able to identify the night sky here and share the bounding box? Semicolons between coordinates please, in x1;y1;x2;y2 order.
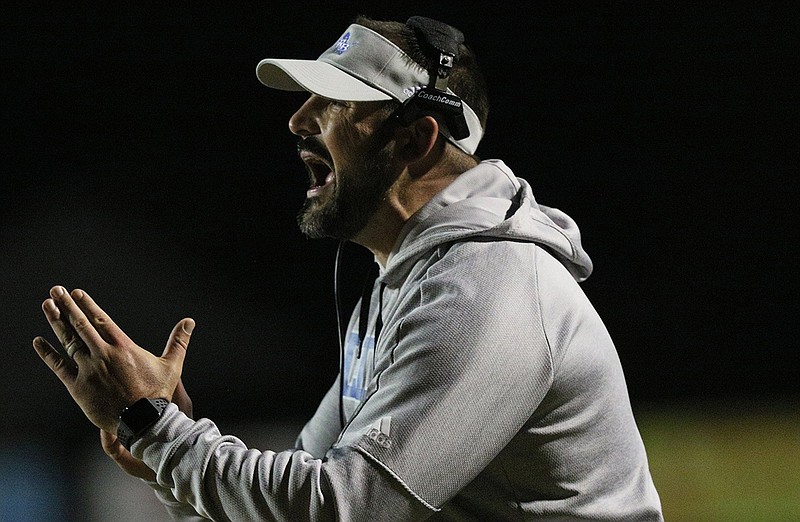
2;3;796;444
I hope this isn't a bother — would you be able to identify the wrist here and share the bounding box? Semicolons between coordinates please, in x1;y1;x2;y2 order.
117;397;170;450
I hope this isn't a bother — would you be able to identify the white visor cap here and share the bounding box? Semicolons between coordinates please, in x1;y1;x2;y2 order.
256;24;483;155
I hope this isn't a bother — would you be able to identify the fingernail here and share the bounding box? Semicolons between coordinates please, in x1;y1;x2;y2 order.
72;289;84;299
51;286;65;297
183;319;195;334
43;299;57;312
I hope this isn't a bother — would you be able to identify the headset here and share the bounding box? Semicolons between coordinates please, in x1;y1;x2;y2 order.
395;16;471;141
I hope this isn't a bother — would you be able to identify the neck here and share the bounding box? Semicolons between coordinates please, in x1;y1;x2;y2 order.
352;155;474;266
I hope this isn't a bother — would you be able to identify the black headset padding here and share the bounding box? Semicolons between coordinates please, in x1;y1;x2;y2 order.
406;16;464;59
397;16;471;141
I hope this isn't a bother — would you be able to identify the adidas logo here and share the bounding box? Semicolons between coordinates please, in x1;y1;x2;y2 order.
365;416;392;449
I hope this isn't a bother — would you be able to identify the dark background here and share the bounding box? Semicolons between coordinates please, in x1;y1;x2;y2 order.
2;1;796;455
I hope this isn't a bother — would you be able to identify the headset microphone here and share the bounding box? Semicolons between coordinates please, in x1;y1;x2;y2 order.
396;16;471;141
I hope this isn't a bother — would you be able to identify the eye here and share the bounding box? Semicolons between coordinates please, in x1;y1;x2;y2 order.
329;99;351;109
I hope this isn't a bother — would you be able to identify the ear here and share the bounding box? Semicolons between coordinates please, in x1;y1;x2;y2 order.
395;115;440;164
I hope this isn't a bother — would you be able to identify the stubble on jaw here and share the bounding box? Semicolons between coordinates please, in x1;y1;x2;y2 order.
297;122;399;241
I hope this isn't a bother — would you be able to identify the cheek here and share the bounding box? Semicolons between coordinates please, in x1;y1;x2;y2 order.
327;124;372;169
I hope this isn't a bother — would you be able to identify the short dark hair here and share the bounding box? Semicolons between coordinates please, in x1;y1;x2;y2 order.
353;15;490;132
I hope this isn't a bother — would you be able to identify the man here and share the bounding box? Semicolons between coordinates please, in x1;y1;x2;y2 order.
33;15;663;521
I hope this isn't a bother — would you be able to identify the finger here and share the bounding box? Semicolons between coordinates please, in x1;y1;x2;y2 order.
161;318;195;366
70;288;126;344
42;297;90;361
100;429;124;459
48;286;106;354
100;430;156;482
172;378;193;418
32;336;78;385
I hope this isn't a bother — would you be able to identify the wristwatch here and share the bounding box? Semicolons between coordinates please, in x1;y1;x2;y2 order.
117;397;170;450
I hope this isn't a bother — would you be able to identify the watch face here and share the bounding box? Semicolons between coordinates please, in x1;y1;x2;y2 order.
121;398;167;433
118;398;168;450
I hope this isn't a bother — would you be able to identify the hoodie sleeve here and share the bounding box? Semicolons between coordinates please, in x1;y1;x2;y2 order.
132;408;333;522
144;478;211;521
295;375;343;457
132;404;436;521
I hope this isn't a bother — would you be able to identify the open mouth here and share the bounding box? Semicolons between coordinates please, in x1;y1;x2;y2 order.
300;150;335;198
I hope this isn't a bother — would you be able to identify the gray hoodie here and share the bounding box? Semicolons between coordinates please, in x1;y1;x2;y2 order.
135;160;663;521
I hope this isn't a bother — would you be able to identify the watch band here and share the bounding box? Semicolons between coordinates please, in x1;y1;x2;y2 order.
117;397;170;450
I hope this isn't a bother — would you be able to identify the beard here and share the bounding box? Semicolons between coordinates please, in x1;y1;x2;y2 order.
297;133;398;240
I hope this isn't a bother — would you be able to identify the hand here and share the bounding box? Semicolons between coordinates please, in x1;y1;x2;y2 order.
32;286;195;433
100;378;194;481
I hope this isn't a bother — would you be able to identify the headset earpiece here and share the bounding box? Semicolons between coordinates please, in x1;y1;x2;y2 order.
395;16;471;141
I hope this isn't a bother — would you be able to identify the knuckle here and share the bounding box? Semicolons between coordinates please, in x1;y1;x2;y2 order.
173;336;190;351
73;317;90;332
51;355;67;371
49;355;76;378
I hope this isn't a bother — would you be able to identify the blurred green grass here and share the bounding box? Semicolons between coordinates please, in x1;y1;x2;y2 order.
637;400;800;521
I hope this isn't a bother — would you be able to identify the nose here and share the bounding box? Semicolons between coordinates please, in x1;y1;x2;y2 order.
289;95;322;137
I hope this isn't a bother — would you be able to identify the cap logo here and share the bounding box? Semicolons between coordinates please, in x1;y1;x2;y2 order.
334;32;351;55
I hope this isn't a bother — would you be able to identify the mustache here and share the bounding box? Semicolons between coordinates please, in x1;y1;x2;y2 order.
296;137;333;165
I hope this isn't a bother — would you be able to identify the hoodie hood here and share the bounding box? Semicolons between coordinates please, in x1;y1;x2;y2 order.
381;160;593;286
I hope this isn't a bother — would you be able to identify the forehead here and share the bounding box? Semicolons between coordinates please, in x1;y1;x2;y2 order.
312;94;395;120
329;95;393;111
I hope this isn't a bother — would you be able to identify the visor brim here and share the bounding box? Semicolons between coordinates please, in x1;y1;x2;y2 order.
256;58;392;102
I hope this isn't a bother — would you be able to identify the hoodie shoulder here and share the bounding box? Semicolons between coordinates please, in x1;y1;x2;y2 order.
382;161;593;285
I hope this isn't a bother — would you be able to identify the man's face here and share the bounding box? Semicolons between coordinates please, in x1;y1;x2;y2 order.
289;95;399;240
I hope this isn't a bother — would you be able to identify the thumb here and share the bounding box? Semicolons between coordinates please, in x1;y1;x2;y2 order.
100;429;156;482
161;318;195;364
100;429;125;459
